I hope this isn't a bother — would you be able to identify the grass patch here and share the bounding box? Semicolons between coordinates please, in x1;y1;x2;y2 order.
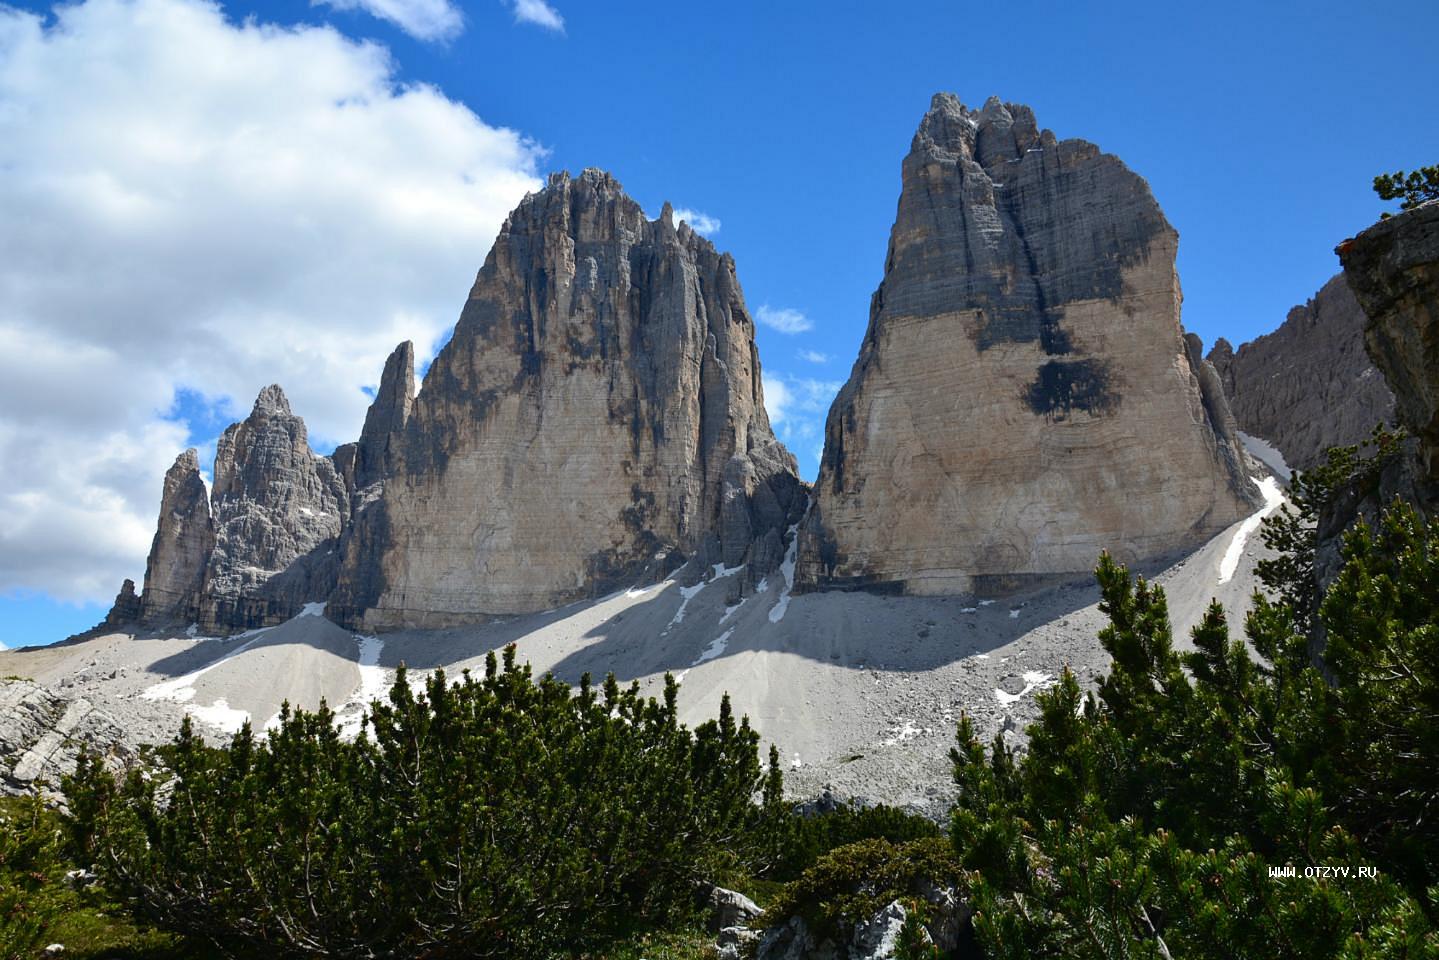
0;796;219;960
589;927;718;960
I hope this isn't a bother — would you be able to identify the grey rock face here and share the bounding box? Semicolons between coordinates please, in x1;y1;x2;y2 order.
798;93;1258;596
103;579;142;628
120;170;802;634
849;901;910;960
756;916;835;960
341;170;803;629
1339;201;1439;483
354;340;415;490
137;448;214;625
198;386;349;631
702;883;764;933
0;679;135;798
1207;274;1396;472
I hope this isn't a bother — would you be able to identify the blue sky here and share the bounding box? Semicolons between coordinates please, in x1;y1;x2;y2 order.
1;0;1436;646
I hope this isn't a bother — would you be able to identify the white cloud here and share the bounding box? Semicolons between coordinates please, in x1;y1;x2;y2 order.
762;376;794;427
671;207;720;236
315;0;463;41
763;374;841;481
756;305;813;335
798;349;830;364
0;0;544;603
511;0;563;31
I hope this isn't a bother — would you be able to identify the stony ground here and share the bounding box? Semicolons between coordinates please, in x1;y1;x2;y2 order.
1;476;1283;815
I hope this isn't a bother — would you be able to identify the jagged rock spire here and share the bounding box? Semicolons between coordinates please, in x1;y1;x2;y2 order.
137;448;213;624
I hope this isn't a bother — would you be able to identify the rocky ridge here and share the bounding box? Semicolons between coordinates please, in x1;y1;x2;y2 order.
1207;274;1396;472
796;94;1259;596
113;170;803;634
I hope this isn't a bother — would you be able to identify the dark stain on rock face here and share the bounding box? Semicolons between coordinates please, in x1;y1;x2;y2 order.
1025;359;1118;420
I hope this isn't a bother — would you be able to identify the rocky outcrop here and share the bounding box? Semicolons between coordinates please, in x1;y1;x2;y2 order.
198;386;349;631
136;449;214;624
796;94;1258;596
1207;274;1396;472
0;679;135;798
352;340;416;491
1339;201;1439;485
118;170;802;634
102;579;142;628
336;170;802;630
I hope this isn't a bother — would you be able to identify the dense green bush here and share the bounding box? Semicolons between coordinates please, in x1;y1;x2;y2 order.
1;794;64;960
751;795;942;883
66;647;770;959
759;837;967;944
949;499;1439;958
1254;424;1403;636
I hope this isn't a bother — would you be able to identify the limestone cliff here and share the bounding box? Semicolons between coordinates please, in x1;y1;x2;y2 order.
1339;201;1439;486
797;94;1259;596
1299;201;1439;644
113;169;801;634
337;170;802;629
1207;274;1396;472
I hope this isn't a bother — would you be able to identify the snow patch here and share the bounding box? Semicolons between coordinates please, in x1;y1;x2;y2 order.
882;719;931;746
667;580;707;629
186;698;250;734
300;601;327;618
665;563;743;632
336;634;388;739
1238;431;1293;482
694;628;734;667
1218;476;1285;584
676;627;735;683
994;671;1055;706
1009;608;1021;620
768;522;801;624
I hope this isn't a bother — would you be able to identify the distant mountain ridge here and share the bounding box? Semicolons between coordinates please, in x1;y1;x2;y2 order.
106;95;1271;635
1207;274;1396;472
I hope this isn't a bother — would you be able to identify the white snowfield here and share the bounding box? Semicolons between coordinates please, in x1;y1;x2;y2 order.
1218;475;1285;585
1;466;1286;814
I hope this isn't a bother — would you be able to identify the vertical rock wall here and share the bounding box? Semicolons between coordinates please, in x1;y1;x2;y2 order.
797;94;1258;596
1207;274;1396;472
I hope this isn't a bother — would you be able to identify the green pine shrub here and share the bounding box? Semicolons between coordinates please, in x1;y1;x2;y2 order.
758;837;968;944
0;794;63;960
66;646;769;959
1374;166;1439;214
949;497;1439;958
751;796;942;883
